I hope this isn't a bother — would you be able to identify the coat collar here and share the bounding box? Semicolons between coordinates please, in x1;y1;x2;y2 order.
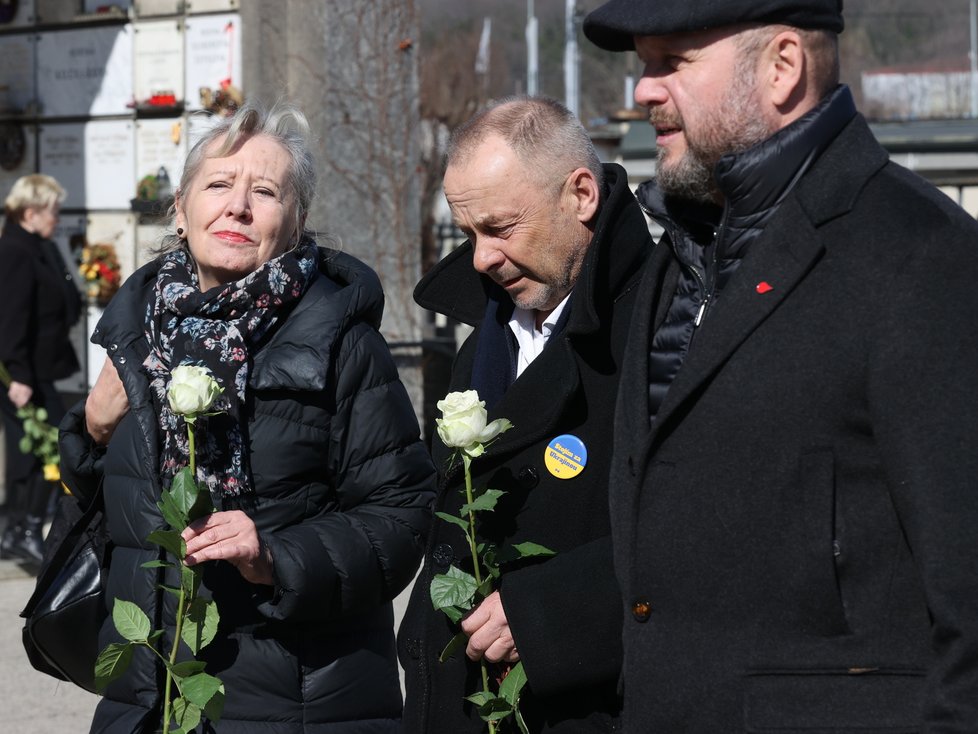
647;111;889;444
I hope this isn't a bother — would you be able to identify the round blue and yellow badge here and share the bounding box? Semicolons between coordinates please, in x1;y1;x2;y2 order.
544;434;587;479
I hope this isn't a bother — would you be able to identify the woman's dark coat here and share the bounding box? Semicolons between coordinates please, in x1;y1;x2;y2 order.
60;248;436;733
0;221;80;385
612;104;978;730
398;163;651;733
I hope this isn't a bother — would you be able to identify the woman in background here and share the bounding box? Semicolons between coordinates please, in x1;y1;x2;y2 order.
0;174;81;565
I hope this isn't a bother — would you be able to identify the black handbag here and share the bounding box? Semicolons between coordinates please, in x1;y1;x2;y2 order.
20;488;110;694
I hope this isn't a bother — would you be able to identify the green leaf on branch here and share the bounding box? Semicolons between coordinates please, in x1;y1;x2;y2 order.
441;605;467;624
182;597;220;654
460;488;504;515
466;693;513;722
157;490;187;531
499;661;529;705
169;660;207;679
170;697;201;734
434;511;470;532
203;683;225;722
167;467;198;518
113;599;151;642
515;706;530;734
182;672;224;709
148;529;186;559
430;566;478;612
94;642;134;691
438;631;468;662
476;577;494;599
181;564;201;597
495;542;557;565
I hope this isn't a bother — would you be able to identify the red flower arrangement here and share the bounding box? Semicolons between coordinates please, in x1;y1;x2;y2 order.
80;243;122;306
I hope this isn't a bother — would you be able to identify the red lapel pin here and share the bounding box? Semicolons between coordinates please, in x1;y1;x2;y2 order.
755;281;774;294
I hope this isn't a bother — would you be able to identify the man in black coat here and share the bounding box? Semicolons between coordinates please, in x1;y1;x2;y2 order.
397;96;652;732
583;1;978;731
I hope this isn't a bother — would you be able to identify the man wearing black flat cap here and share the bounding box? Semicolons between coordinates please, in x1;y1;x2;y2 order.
583;1;978;731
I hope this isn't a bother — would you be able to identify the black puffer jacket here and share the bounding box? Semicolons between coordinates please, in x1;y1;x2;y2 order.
60;247;437;733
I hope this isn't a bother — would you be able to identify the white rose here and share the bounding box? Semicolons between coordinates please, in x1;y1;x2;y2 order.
167;365;223;418
436;390;512;457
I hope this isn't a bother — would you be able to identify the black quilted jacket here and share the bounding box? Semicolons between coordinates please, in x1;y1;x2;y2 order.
60;247;436;733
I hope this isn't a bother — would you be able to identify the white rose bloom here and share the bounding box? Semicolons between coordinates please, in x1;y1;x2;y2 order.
436;390;512;456
167;365;223;418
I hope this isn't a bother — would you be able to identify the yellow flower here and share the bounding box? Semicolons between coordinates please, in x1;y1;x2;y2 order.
43;463;60;482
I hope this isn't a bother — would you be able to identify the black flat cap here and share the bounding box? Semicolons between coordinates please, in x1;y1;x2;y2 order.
584;0;844;51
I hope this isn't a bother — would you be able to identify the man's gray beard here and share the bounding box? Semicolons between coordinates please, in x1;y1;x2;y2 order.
656;77;773;204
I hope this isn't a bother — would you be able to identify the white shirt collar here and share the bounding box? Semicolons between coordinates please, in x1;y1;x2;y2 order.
508;294;571;378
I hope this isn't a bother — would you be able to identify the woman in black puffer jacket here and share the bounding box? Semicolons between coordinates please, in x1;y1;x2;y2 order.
59;101;436;733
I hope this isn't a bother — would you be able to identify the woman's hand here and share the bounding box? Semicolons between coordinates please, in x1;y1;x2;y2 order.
86;360;130;445
182;510;275;586
8;380;33;409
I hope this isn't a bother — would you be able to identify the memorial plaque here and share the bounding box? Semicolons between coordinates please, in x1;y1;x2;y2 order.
185;13;241;111
0;35;36;114
39;123;85;209
136;117;186;196
37;25;134;117
40;120;136;210
0;123;35;197
134;19;184;107
0;0;36;29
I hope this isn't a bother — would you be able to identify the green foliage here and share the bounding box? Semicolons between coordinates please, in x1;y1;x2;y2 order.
95;410;225;732
430;411;553;733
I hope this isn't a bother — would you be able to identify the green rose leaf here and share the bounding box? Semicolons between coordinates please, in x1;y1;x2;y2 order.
430;566;478;612
112;599;151;642
182;597;220;654
515;705;530;734
438;630;468;663
498;661;529;706
181;563;201;597
203;683;226;723
434;511;470;533
167;467;198;519
495;542;557;565
441;605;467;624
94;641;134;692
170;696;202;734
157;489;187;531
467;694;513;722
169;660;208;679
460;488;504;515
182;672;224;709
147;529;186;559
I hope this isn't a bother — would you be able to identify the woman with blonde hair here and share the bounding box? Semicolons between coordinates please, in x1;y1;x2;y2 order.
0;174;81;564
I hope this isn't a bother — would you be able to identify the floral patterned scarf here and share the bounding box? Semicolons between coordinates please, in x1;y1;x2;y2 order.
143;242;318;497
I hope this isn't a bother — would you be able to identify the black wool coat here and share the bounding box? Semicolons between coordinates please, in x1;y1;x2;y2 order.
0;221;80;385
613;110;978;731
398;163;652;733
59;248;437;733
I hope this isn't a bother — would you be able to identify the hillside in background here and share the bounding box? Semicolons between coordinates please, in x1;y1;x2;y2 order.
418;0;975;123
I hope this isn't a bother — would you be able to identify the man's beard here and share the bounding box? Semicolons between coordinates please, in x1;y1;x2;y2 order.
655;72;773;203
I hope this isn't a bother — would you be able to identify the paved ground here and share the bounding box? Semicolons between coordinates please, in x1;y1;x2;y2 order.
0;551;100;733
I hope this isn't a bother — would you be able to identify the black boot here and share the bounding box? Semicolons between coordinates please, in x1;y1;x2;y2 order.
0;521;23;560
10;515;45;565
